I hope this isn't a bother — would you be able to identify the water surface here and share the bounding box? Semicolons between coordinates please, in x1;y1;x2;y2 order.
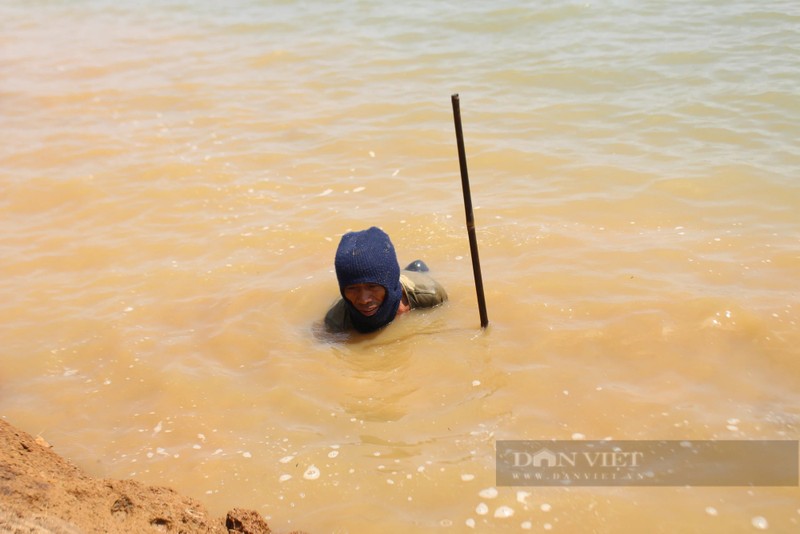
2;1;799;532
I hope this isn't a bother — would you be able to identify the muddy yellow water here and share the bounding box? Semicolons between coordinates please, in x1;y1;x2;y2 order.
2;1;799;532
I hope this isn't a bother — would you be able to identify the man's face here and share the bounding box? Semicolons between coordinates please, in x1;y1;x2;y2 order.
343;283;386;317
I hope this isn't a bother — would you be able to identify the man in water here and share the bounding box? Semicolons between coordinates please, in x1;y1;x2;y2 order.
325;226;447;333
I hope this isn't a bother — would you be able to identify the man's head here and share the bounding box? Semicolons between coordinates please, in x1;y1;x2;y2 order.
334;226;402;333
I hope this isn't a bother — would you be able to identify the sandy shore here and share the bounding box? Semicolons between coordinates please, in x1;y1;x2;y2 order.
0;418;304;534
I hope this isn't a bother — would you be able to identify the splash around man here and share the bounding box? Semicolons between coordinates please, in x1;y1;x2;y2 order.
325;227;447;333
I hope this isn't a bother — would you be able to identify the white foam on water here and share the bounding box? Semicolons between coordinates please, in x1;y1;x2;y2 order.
476;503;489;515
303;465;320;480
328;450;339;458
318;189;333;197
544;523;553;531
242;451;252;458
279;455;295;464
751;516;768;530
705;506;718;516
279;474;292;482
472;380;481;386
494;506;514;518
571;432;585;440
461;474;475;481
516;491;531;505
521;520;532;530
465;518;476;528
352;186;365;193
541;503;551;512
478;487;498;499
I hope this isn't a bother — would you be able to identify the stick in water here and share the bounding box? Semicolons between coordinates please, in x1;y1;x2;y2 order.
451;93;489;328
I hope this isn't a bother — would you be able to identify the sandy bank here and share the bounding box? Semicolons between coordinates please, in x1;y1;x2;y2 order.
0;418;304;534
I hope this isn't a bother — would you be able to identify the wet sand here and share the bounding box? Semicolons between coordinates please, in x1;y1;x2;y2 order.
0;418;302;534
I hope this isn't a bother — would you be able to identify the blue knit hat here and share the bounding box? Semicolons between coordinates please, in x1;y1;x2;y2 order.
335;227;402;333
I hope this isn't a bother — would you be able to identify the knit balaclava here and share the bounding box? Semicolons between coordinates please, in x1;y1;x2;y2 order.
334;227;402;333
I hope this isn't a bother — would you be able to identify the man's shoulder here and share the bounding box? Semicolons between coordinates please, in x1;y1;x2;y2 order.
324;298;352;333
400;270;447;309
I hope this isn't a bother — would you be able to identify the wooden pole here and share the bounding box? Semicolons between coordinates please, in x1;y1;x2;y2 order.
451;93;489;328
